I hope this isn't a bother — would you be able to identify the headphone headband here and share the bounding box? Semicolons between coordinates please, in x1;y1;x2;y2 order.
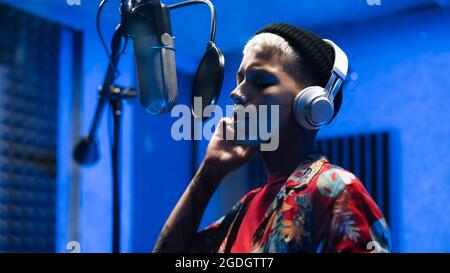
323;39;348;79
322;39;348;100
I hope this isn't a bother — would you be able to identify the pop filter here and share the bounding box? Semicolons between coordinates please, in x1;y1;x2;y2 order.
191;41;224;120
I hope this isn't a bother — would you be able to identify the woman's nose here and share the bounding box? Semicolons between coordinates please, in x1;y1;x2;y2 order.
230;90;248;105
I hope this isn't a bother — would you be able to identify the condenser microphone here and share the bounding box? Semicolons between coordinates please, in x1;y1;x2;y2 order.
121;0;225;118
121;0;177;115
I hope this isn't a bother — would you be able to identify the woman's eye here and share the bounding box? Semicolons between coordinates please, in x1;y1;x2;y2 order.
253;78;271;88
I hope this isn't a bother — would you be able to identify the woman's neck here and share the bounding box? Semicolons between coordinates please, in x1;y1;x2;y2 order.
260;129;316;177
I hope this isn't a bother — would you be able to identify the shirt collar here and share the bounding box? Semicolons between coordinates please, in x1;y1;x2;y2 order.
284;154;328;190
263;154;328;218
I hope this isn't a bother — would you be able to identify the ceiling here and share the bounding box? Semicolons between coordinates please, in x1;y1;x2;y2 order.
0;0;444;70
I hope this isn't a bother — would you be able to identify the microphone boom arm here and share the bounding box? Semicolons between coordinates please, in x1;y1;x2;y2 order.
73;25;127;166
166;0;217;42
123;0;217;43
167;0;216;42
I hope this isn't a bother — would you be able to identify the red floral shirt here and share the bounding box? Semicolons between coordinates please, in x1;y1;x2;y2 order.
193;154;391;253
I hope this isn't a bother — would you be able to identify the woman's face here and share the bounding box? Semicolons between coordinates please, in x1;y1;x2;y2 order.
230;44;304;141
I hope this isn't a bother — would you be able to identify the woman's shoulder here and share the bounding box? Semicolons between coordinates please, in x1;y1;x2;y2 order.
311;162;366;199
308;162;385;223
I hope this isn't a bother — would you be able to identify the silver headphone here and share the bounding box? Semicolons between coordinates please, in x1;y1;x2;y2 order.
293;39;349;130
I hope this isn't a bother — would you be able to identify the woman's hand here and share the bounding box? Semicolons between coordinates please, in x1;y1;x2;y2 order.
203;117;257;178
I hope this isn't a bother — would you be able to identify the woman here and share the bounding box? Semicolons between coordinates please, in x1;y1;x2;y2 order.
153;23;391;253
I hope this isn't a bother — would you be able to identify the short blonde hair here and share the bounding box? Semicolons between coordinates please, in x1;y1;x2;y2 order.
243;32;302;82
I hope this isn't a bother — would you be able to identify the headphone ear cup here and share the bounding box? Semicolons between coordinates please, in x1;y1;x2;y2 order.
293;86;335;130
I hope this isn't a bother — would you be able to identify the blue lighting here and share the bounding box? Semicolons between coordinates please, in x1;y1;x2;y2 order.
1;0;449;253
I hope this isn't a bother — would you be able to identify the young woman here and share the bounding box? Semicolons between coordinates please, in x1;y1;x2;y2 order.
153;23;391;253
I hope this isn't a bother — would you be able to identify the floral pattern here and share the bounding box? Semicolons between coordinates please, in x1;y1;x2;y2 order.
193;154;391;253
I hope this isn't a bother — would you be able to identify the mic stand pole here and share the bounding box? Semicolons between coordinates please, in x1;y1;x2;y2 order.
73;24;135;253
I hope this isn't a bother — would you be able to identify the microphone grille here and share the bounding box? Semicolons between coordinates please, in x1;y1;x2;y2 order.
136;45;178;115
161;48;178;106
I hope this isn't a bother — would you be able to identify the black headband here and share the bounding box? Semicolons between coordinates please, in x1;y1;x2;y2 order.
255;23;335;86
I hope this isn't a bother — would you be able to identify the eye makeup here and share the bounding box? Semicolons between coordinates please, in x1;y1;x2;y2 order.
236;68;279;88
